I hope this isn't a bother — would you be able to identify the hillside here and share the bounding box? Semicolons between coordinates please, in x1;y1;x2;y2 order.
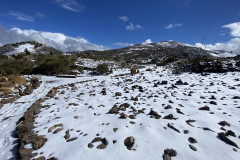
0;41;62;55
75;41;236;63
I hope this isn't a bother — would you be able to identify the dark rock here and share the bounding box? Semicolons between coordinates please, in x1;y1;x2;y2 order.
218;132;239;148
176;108;184;115
218;121;230;127
131;96;138;101
33;136;47;150
199;106;210;111
188;137;197;144
209;101;217;105
92;137;102;143
124;136;135;150
225;130;236;137
233;96;240;99
189;144;197;151
113;128;118;132
119;113;128;119
108;105;119;114
161;81;168;85
115;92;122;96
129;114;136;119
149;110;161;119
167;123;180;133
97;143;106;149
64;130;70;140
184;130;189;134
102;138;108;145
164;149;177;157
186;119;196;127
164;105;172;109
162;154;171;160
88;143;93;148
66;137;77;142
163;114;177;120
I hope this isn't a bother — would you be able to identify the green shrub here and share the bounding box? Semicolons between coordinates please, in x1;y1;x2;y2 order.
77;66;84;74
96;63;109;74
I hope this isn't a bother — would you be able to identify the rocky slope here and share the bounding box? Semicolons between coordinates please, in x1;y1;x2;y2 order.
75;41;236;63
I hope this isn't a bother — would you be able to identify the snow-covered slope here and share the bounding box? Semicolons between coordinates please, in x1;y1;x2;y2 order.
5;43;36;55
0;41;62;56
8;67;240;160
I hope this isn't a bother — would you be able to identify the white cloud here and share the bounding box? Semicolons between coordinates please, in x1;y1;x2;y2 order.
119;16;128;22
223;22;240;37
165;23;182;29
195;38;240;55
0;24;107;52
8;12;34;22
194;22;240;55
126;23;143;30
112;42;134;47
36;12;45;19
143;39;152;44
53;0;85;12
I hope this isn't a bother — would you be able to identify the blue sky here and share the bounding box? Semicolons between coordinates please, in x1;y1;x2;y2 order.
0;0;240;52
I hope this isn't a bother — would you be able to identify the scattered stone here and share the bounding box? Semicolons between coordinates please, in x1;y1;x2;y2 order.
184;130;189;134
119;113;128;119
53;128;63;134
218;132;239;148
164;105;172;109
64;130;70;140
163;114;177;120
113;128;118;132
164;149;177;157
124;136;135;150
129;114;136;119
67;137;77;142
149;110;161;119
176;108;184;115
108;105;119;114
88;143;93;148
115;92;122;96
188;137;197;144
189;144;197;151
225;130;236;137
167;123;180;133
218;121;230;127
97;144;106;149
186;119;196;127
209;101;217;105
162;154;171;160
199;106;210;111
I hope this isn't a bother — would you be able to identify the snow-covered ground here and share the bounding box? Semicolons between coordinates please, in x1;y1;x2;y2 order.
4;44;36;55
0;67;240;160
0;75;98;160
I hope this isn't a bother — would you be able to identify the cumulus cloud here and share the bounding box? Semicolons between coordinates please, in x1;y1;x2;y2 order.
194;22;240;55
126;23;143;30
112;42;134;47
0;24;107;52
143;39;152;44
53;0;85;12
119;16;128;22
223;22;240;37
165;23;182;29
8;12;34;22
195;38;240;55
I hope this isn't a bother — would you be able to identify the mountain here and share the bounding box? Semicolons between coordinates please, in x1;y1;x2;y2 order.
76;41;235;63
0;41;62;55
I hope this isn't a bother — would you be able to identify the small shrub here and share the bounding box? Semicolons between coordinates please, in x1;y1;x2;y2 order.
96;63;109;74
77;66;84;74
0;87;13;93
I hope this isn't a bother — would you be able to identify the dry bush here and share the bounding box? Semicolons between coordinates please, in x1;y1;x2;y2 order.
7;75;27;86
0;87;13;93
